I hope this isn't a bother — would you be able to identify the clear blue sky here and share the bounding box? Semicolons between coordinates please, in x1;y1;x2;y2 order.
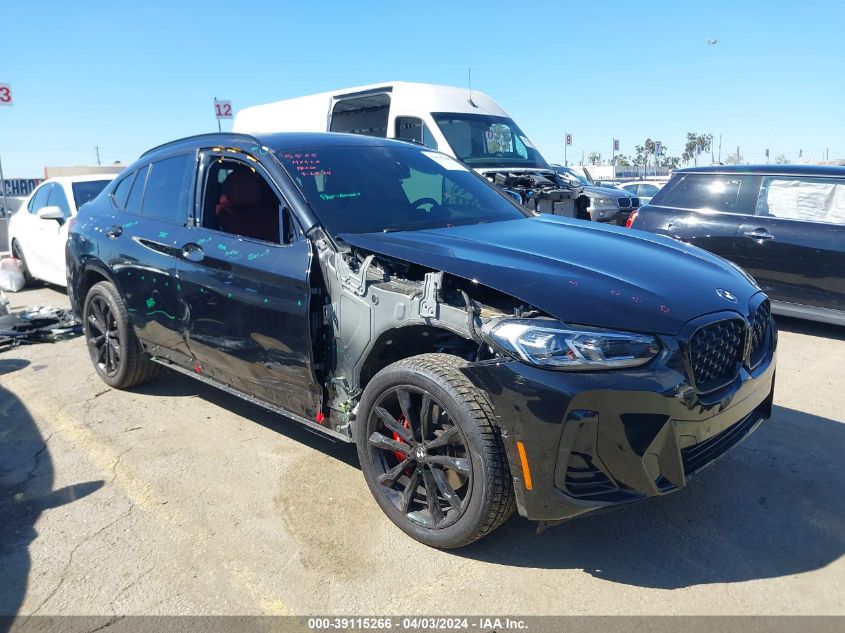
2;0;843;177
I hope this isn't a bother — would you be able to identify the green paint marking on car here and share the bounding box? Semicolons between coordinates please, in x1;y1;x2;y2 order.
147;310;177;320
320;192;361;201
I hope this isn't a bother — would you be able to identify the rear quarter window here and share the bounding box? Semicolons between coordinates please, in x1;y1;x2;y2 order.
111;172;136;209
652;174;755;214
756;176;845;225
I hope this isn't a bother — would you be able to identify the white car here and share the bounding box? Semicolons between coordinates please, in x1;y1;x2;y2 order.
9;175;118;286
618;180;666;205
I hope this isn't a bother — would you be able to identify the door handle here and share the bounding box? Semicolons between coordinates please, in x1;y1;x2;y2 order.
182;243;205;263
106;224;123;238
744;228;774;240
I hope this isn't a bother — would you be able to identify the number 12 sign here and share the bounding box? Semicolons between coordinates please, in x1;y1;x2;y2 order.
0;83;13;106
214;99;232;119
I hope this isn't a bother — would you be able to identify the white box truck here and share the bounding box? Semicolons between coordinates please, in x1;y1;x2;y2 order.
233;81;586;218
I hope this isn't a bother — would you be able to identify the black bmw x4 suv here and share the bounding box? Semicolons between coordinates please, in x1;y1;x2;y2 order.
68;132;777;548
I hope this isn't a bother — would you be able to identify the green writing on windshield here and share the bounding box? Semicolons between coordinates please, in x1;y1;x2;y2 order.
320;192;361;201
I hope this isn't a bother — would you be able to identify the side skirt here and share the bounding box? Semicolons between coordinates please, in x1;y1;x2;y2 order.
771;300;845;327
152;358;354;443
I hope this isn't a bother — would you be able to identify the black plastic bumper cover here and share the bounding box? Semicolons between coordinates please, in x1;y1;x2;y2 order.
460;346;776;522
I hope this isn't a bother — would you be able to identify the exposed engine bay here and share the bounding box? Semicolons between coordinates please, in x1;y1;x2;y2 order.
485;169;590;219
310;231;544;438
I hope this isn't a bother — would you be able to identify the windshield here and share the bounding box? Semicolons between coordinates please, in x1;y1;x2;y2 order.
275;145;528;236
431;113;548;169
71;180;111;209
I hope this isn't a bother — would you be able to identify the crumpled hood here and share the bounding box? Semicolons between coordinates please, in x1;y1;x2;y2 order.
339;215;761;335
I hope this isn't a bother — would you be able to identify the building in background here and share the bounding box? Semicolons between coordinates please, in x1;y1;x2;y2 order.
43;164;125;179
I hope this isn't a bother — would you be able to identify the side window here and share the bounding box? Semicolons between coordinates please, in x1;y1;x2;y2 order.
330;94;390;137
142;154;194;223
658;175;751;213
47;184;72;217
622;184;638;195
111;172;136;209
756;176;845;225
28;184;52;214
639;184;660;197
395;117;438;150
126;165;149;214
201;157;295;245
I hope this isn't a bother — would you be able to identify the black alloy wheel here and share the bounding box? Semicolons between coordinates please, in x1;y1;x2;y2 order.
85;293;121;378
83;281;159;389
356;354;515;548
367;385;472;529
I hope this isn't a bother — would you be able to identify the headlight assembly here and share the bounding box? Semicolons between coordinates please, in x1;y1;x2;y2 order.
593;197;613;206
483;318;660;370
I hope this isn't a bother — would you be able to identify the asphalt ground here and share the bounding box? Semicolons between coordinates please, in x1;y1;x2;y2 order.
1;284;843;616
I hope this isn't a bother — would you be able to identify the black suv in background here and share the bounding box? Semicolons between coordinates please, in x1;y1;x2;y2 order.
67;133;776;548
629;165;845;326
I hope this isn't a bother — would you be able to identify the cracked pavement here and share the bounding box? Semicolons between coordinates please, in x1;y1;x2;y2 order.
1;285;843;616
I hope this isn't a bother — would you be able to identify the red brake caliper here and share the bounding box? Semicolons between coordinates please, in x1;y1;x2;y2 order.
391;415;411;463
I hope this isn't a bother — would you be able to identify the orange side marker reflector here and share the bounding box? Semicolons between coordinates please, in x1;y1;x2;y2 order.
516;441;533;490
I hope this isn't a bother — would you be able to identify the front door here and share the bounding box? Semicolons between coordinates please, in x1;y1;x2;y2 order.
176;150;321;417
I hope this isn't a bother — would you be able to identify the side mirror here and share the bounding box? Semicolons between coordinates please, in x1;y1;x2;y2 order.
37;205;65;220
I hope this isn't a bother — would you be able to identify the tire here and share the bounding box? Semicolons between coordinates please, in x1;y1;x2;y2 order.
83;281;160;389
11;239;34;285
356;353;515;548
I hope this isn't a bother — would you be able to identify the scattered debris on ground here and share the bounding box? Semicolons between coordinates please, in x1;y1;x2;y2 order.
0;305;83;352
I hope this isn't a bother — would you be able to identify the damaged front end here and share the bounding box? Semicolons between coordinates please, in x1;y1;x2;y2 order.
310;229;547;438
484;170;590;219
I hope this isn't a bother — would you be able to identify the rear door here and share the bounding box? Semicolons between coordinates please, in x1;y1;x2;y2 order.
641;173;760;260
734;175;845;311
103;154;197;363
175;148;320;417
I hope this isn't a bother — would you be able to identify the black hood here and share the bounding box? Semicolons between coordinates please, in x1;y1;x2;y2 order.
339;216;761;335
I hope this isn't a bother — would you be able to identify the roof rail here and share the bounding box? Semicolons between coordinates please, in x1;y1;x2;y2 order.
139;132;261;159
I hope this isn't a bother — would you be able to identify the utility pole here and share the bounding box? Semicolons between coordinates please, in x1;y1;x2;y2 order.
95;145;101;166
718;134;722;163
0;153;8;251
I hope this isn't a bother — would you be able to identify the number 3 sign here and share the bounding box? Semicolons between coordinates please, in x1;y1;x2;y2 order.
0;84;13;106
214;99;232;119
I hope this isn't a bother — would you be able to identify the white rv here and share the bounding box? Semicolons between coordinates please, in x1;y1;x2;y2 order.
234;82;586;218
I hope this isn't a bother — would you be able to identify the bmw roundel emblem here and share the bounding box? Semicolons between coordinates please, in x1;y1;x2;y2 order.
716;288;738;302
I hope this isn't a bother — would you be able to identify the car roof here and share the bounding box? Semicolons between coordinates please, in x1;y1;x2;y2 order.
675;164;845;177
140;131;421;160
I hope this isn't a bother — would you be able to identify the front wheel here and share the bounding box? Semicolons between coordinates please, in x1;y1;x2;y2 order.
356;353;515;548
83;281;160;389
11;239;33;285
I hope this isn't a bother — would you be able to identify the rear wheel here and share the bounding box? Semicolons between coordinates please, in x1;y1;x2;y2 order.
11;239;33;285
83;281;159;389
356;353;515;548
